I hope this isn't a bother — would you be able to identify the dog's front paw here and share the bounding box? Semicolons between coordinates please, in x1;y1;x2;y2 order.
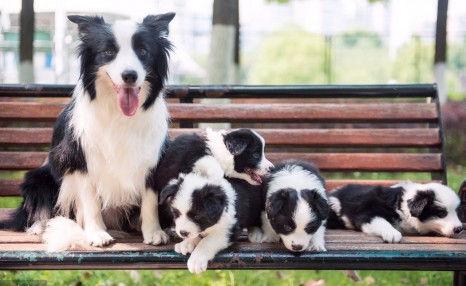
381;229;402;243
248;227;266;243
175;237;201;255
143;229;170;245
86;230;114;247
187;253;210;274
261;232;280;243
308;242;327;252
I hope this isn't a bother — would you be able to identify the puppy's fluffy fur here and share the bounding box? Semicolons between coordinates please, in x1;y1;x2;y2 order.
327;181;464;242
0;13;176;251
159;173;262;274
251;160;329;252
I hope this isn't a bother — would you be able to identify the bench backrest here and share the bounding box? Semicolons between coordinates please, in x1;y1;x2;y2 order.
0;84;445;197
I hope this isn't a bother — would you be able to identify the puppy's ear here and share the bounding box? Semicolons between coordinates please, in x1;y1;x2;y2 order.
201;186;227;221
159;183;179;205
266;188;296;218
224;131;251;156
143;12;176;38
68;15;105;39
408;190;435;217
301;189;329;219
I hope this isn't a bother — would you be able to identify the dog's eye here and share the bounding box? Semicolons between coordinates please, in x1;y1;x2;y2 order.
253;152;261;159
284;225;293;232
437;210;447;218
104;48;116;56
194;215;202;220
137;48;147;56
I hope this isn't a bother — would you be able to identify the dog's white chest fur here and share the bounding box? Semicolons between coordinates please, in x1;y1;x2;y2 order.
70;87;168;208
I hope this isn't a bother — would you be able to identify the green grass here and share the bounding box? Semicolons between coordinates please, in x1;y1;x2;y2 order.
0;269;454;286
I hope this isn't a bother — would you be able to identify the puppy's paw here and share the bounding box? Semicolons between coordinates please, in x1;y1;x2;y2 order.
175;237;201;255
261;232;280;243
248;227;266;243
86;230;114;247
381;229;402;243
187;253;210;274
143;229;170;245
308;243;327;252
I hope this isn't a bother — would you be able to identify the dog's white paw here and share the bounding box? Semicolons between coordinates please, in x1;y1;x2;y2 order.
308;242;327;252
261;232;280;243
26;221;46;235
143;229;170;245
381;229;402;243
86;230;114;247
175;237;201;255
248;227;266;243
187;252;210;274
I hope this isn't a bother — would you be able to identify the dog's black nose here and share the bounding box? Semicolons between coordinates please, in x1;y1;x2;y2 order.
122;70;138;84
453;226;464;234
179;230;190;238
291;244;303;251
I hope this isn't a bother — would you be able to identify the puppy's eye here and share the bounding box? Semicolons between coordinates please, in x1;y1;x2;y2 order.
284;225;293;232
104;48;116;56
253;152;261;159
437;210;447;218
194;215;202;220
137;48;147;56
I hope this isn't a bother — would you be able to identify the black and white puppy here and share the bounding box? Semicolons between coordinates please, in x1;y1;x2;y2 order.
154;128;273;192
251;160;329;252
159;173;262;274
327;181;464;243
0;14;175;251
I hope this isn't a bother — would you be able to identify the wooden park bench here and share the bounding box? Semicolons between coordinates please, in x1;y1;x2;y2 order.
0;84;464;284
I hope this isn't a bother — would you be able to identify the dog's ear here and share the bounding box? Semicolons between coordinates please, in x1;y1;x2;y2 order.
266;188;296;218
408;190;435;217
143;12;176;38
201;186;227;221
159;183;179;205
68;15;105;39
224;130;251;156
301;189;329;219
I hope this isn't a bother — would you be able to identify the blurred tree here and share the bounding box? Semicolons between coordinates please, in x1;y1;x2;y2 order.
19;0;35;83
207;0;239;84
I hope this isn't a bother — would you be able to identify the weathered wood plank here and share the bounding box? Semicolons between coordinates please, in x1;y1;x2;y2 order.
0;128;441;147
0;102;438;123
0;152;442;172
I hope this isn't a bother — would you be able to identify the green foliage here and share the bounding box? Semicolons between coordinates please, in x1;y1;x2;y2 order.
247;27;327;85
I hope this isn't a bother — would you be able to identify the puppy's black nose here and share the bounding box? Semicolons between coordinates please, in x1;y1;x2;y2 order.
453;226;463;234
122;70;138;84
179;230;190;238
291;244;303;251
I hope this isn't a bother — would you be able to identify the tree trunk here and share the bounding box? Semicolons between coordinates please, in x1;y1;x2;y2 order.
207;0;239;84
19;0;35;83
434;0;448;103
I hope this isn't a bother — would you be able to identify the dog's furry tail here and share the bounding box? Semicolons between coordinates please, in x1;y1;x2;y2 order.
42;216;88;252
0;164;59;232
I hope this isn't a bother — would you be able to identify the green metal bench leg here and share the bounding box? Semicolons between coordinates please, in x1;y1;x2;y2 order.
454;271;465;286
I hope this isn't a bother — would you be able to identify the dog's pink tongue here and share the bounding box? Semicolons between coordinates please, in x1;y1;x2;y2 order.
117;87;139;116
245;168;262;184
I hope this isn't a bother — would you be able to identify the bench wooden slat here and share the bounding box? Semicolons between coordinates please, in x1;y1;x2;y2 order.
1;127;441;147
0;151;442;172
0;102;439;123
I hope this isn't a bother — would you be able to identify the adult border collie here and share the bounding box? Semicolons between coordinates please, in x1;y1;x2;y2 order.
327;181;464;243
0;13;175;249
159;173;263;274
251;159;329;252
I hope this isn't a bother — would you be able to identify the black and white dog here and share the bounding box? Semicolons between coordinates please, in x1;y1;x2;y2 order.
159;173;263;274
250;160;329;252
0;13;175;250
154;128;274;192
327;181;464;243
